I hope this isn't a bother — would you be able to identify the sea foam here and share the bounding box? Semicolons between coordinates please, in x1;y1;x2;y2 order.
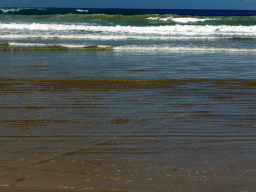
2;42;256;52
113;45;256;52
147;16;215;23
0;23;255;36
76;9;89;13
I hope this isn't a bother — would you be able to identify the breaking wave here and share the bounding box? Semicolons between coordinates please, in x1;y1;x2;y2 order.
1;42;256;53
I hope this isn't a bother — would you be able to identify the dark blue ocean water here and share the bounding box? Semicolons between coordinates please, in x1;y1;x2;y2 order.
1;7;256;16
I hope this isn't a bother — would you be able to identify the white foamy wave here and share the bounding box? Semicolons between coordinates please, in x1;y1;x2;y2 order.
172;17;214;23
8;42;50;47
76;9;89;12
146;17;160;20
96;45;112;48
147;16;214;23
7;42;110;49
61;44;86;48
147;16;173;21
0;8;22;13
0;34;219;40
8;42;85;48
3;42;256;52
113;45;256;53
1;23;255;37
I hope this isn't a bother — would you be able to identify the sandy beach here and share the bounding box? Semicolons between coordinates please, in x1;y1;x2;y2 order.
1;152;256;192
1;78;256;192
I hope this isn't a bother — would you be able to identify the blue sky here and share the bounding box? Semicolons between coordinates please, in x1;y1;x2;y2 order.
0;0;255;10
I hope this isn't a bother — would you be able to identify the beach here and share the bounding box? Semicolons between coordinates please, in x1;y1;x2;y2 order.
1;77;256;191
0;8;256;192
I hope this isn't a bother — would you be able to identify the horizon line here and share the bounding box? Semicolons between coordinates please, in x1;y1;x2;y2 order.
1;7;256;11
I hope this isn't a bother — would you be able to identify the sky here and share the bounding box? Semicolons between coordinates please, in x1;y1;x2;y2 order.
0;0;255;10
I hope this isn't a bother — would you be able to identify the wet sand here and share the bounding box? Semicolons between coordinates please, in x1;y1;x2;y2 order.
1;79;256;192
1;153;256;192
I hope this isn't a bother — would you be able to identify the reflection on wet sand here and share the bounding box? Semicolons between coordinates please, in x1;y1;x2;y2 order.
0;78;256;191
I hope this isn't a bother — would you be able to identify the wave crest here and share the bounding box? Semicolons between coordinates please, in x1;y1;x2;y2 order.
146;16;216;23
1;42;255;53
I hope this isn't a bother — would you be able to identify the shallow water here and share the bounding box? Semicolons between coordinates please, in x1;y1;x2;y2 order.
0;51;256;79
1;51;256;191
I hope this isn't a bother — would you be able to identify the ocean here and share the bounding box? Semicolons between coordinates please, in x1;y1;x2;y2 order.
0;8;256;192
